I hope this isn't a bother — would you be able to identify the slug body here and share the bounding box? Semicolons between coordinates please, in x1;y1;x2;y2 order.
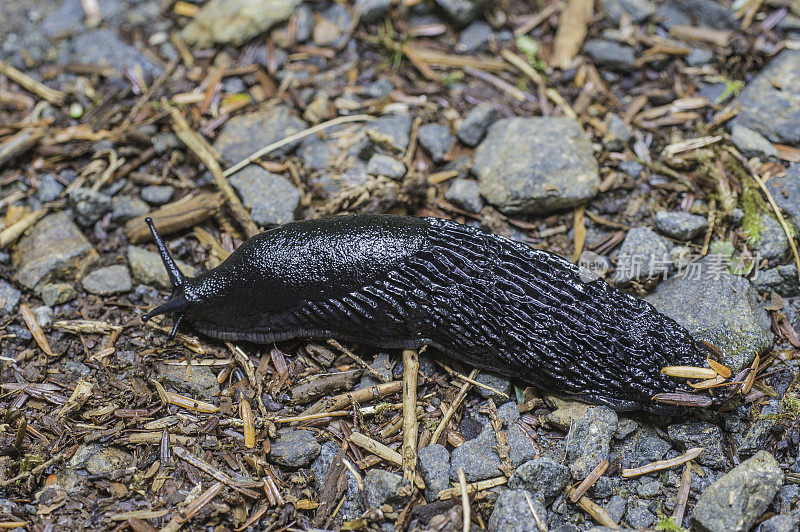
144;214;705;413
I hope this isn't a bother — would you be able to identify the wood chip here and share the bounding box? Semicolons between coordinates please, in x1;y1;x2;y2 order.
661;366;717;380
551;0;594;69
349;431;402;466
125;192;226;244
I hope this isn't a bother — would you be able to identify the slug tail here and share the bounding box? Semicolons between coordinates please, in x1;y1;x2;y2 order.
145;217;186;290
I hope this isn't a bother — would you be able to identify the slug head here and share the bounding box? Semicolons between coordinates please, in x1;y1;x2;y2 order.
140;218;190;339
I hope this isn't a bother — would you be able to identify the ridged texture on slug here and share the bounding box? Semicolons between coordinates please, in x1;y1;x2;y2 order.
174;216;704;413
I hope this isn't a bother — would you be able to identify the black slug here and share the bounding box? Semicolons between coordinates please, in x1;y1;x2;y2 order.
141;214;708;414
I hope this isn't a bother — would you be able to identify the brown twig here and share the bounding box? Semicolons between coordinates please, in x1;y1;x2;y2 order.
431;368;479;444
457;467;470;532
402;349;419;483
0;60;65;105
168;105;259;238
622;447;703;478
672;463;692;524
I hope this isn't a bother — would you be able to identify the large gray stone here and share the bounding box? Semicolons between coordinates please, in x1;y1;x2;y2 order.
156;363;219;402
614;227;672;283
418;444;450;502
450;420;536;482
127;245;195;291
692;451;783;532
215;105;307;164
82;265;132;296
434;0;488;27
667;421;727;469
603;0;654;23
182;0;301;46
363;469;411;509
752;215;790;262
655;211;709;240
765;164;800;228
488;489;547;532
566;406;618;479
507;457;570;503
474;117;599;213
0;279;21;314
13;212;98;290
229;166;301;226
644;256;773;370
71;29;162;79
269;430;320;467
730;50;800;146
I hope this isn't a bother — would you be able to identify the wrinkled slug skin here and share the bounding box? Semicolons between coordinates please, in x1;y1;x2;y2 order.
158;215;706;413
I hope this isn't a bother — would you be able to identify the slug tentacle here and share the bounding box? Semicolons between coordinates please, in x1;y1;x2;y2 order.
142;214;711;414
145;217;186;289
141;218;189;336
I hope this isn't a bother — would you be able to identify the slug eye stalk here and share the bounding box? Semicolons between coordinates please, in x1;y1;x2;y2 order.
141;217;189;339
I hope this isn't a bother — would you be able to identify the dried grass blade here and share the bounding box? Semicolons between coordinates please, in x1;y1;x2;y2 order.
622;447;703;478
660;366;717;379
20;303;55;356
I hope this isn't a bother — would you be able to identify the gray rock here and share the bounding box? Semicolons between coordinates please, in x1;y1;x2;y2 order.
127;245;194;291
692;451;784;532
70;444;132;476
434;0;487;27
364;469;411;509
140;186;174;205
612;427;672;470
457;21;493;53
686;47;714;66
111;196;150;222
229;166;301;226
488;489;547;532
298;134;335;171
362;78;394;99
366;153;406;179
766;164;800;229
644;255;773;370
626;505;656;528
605;495;627;522
584;40;636;70
367;114;413;150
604;113;632;150
39;283;77;306
37;174;64;203
656;0;737;30
450;421;536;482
545;396;591;430
614;226;672;283
72;29;162;79
270;430;321;467
668;422;727;468
444;178;484;214
618;160;643;177
156;363;219;402
153;132;180;155
215;105;307;164
637;478;662;497
418;123;454;163
507;457;570;504
654;211;709;240
730;125;778;159
566;406;618;479
32;305;53;328
182;0;301;46
13;212;98;290
752;215;789;261
311;442;363;521
69;188;112;227
82;265;132;296
0;279;21;314
418;444;450;502
356;0;391;24
473;372;512;402
752;264;799;297
474;116;599;213
738;400;779;457
730;50;800;145
602;0;654;23
758;515;798;532
614;418;638;440
457;102;501;147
